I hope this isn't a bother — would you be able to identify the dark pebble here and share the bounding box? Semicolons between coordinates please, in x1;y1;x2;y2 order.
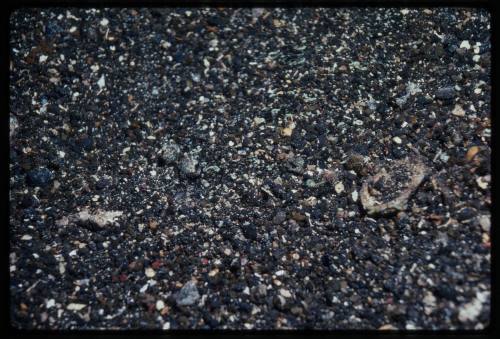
26;168;54;187
241;224;258;241
435;86;456;100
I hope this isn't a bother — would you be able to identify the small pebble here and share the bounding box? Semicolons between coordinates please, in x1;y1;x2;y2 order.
476;175;490;190
351;190;358;202
334;182;344;194
67;303;86;311
465;146;480;162
175;281;200;306
279;289;292;298
435;87;456;100
156;300;165;311
145;267;156;278
452;104;465;117
97;75;105;88
478;215;490;232
459;40;471;50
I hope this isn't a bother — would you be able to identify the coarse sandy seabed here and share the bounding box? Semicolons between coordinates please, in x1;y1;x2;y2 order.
9;7;491;330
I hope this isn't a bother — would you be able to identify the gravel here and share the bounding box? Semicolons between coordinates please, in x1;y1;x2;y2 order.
9;7;490;330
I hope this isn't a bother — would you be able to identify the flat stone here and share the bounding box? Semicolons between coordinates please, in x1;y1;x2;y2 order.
435;87;456;100
175;281;200;306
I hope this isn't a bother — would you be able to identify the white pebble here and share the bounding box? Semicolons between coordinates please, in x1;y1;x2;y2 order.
161;40;171;49
97;75;106;89
156;300;165;311
334;182;344;194
279;289;292;298
46;299;56;309
458;291;489;323
67;303;86;311
478;215;490;232
423;291;436;307
452;104;465;117
351;190;358;202
460;40;471;50
145;267;156;278
476;176;489;190
253;117;266;125
100;18;109;26
393;136;402;144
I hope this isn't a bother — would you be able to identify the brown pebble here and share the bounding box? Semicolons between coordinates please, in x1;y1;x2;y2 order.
160;306;170;316
128;260;143;271
290;211;306;222
149;220;158;231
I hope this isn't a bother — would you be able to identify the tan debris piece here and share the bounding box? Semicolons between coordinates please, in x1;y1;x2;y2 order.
452;104;465;117
56;209;123;228
465;146;480;162
360;157;429;215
